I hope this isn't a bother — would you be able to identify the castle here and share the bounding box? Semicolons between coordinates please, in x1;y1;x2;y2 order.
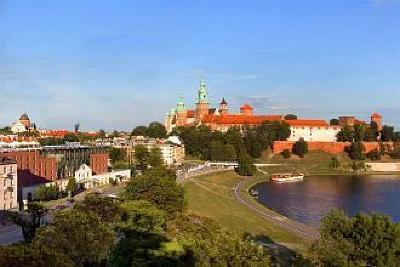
165;80;382;143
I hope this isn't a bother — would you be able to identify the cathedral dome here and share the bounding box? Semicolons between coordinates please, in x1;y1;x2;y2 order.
19;113;30;121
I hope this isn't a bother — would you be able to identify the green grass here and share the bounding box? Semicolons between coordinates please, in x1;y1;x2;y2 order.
184;171;310;252
259;151;400;176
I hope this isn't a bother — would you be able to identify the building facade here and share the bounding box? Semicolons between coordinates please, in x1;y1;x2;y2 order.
114;136;185;166
0;158;18;210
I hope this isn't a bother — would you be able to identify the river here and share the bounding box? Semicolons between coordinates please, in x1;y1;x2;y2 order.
253;175;400;226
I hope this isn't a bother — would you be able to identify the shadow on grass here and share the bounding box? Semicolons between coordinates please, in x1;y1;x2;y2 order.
252;234;313;267
110;230;193;267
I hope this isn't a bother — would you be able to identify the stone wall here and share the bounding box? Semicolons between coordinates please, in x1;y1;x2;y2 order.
273;141;392;154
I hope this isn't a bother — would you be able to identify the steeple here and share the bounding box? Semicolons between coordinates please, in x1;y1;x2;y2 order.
197;79;208;104
176;96;186;113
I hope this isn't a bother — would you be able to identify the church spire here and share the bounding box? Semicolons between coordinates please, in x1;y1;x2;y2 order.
197;79;208;104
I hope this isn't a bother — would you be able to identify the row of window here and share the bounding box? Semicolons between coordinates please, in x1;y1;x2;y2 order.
292;126;339;130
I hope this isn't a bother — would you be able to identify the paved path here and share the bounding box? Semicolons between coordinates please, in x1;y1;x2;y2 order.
0;224;23;245
233;179;320;240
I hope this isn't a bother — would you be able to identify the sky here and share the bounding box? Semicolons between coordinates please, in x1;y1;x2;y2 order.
0;0;399;131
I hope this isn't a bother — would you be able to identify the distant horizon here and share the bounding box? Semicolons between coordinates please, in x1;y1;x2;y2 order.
1;0;399;130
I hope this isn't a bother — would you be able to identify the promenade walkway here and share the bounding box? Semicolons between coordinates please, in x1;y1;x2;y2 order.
233;179;319;240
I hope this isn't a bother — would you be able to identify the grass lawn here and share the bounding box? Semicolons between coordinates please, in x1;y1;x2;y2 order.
184;171;310;253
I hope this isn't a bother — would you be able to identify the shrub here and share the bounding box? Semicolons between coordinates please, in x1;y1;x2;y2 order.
281;149;291;159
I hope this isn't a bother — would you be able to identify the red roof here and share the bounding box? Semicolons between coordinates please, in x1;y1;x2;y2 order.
240;104;253;110
354;119;366;125
201;114;283;125
285;119;329;127
186;110;195;118
41;130;71;138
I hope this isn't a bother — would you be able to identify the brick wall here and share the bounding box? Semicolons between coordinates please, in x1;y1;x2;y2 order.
0;151;57;186
90;153;109;175
273;141;392;154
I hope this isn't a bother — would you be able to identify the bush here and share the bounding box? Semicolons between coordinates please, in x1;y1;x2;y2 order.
329;157;340;169
292;139;308;158
390;146;400;159
281;149;291;159
366;149;381;160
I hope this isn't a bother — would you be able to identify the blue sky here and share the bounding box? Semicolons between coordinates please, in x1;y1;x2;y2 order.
1;0;399;130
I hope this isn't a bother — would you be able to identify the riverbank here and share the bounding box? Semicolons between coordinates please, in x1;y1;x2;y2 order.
258;151;400;176
184;171;314;253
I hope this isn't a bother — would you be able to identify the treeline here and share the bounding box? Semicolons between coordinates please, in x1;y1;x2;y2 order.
337;123;400;142
0;167;271;266
172;121;291;161
307;209;400;266
38;132;98;146
131;121;167;138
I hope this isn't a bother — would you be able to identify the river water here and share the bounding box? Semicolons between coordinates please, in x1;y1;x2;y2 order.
253;175;400;226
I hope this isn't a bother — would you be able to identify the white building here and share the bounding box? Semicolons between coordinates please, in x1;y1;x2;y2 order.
74;164;93;188
11;122;27;133
286;120;341;142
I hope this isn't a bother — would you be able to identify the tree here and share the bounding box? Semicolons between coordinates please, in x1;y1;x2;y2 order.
381;125;395;142
330;119;339;125
66;177;77;196
123;167;185;217
120;200;166;233
354;124;365;142
10;203;48;243
370;122;379;141
134;144;149;171
336;125;354;142
236;153;256;176
147;121;167;138
309;209;400;266
330;157;340;169
149;146;164;167
394;132;400;142
281;149;291;159
109;147;126;164
223;143;237;161
284;114;297;120
167;214;270;266
63;133;79;143
210;140;225;161
98;129;106;141
74;194;122;224
292;138;308;158
348;142;365;160
131;125;148;137
34;185;59;201
32;209;115;267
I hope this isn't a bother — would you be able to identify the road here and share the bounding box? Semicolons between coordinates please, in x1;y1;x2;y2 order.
233;179;320;240
0;224;23;245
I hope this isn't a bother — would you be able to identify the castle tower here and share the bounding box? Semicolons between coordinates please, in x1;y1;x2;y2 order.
195;79;209;121
219;98;229;115
175;97;187;127
240;104;254;116
371;112;383;131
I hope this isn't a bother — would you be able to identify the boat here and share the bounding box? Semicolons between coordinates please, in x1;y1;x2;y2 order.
270;172;304;183
250;188;259;198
